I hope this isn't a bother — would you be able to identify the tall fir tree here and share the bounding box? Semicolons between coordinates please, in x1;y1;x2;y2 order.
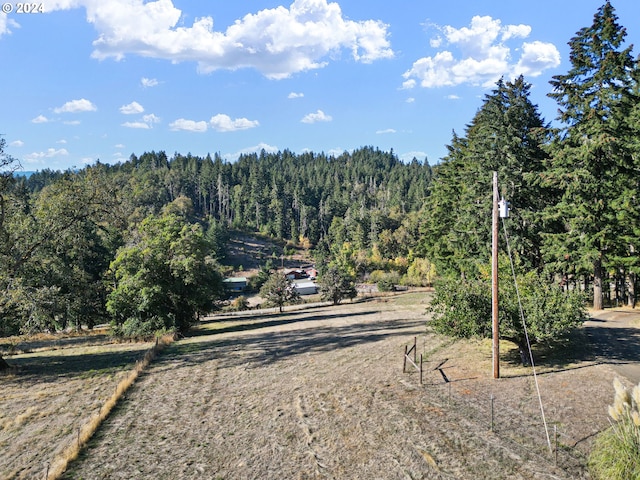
544;1;639;309
421;76;551;278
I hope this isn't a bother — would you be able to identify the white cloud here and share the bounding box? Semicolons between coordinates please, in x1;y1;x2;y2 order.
501;24;531;41
9;140;24;147
142;113;160;124
400;151;428;163
0;12;19;37
121;121;150;129
54;98;97;113
114;143;125;148
301;109;332;124
401;79;416;90
169;118;208;132
327;148;345;158
24;148;69;163
32;115;50;123
288;92;304;99
45;0;393;79
514;41;561;78
405;97;415;103
141;77;159;87
63;120;82;125
119;101;144;114
446;94;461;100
376;128;396;135
403;15;560;89
210;114;259;132
121;113;160;129
429;36;442;49
57;139;67;144
232;142;279;157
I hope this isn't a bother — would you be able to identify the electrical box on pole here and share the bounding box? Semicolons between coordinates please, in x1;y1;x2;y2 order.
499;197;510;218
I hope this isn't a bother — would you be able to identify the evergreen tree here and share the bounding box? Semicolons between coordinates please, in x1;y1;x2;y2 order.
421;76;551;278
544;1;639;309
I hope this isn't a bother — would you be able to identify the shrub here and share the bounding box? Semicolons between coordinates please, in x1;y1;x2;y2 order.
589;378;640;480
377;272;400;292
405;257;437;286
427;277;492;338
230;296;249;311
427;267;586;364
368;270;386;283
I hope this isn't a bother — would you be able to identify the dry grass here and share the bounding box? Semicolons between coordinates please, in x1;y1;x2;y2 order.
1;293;635;480
62;293;625;479
0;336;157;480
46;335;175;479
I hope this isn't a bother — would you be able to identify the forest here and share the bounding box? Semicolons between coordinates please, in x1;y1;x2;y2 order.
1;2;640;365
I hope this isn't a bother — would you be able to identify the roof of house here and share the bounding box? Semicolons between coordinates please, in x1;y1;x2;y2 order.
223;277;248;283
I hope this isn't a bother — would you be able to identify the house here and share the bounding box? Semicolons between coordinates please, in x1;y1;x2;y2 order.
284;268;308;280
293;280;317;295
223;277;248;292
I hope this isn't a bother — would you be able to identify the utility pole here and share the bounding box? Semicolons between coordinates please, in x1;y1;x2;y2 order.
492;171;500;379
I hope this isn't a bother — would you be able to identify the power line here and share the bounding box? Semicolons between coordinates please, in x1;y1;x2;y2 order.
501;216;552;453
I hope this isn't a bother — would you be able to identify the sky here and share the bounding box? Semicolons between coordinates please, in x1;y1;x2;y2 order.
1;0;640;171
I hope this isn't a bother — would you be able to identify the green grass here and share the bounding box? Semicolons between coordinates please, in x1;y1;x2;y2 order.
391;291;433;307
589;420;640;479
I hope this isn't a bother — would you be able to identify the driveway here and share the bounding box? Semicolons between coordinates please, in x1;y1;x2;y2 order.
584;309;640;385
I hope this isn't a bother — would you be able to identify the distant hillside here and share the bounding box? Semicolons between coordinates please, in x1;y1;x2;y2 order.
224;231;313;277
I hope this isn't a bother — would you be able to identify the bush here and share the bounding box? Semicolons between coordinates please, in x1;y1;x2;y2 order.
427;268;586;363
405;257;437;287
427;277;493;338
111;316;173;340
377;272;400;292
589;378;640;479
230;296;249;311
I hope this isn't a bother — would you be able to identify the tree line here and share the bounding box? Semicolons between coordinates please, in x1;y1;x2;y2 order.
423;2;640;309
0;140;433;369
422;2;640;364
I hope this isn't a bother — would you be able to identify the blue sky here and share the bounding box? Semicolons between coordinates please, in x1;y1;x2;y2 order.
1;0;639;171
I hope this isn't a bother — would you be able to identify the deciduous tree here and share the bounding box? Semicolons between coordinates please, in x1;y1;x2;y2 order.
259;273;300;313
106;211;223;337
318;266;357;305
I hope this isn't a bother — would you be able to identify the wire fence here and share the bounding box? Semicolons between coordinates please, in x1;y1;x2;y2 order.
401;337;593;476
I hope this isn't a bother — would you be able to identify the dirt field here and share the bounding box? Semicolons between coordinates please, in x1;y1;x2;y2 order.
31;292;628;480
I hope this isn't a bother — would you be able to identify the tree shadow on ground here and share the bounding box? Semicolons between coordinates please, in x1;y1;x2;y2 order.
502;317;640;373
168;315;426;370
2;344;152;384
189;310;379;338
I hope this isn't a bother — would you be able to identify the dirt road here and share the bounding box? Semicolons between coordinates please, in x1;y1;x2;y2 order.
584;309;640;384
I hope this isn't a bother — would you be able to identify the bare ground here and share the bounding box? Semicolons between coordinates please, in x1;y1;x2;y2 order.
50;292;634;480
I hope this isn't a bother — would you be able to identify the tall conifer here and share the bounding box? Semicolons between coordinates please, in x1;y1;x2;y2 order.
545;2;638;309
421;76;550;277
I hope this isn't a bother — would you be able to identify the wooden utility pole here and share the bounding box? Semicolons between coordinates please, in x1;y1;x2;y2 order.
492;171;500;379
